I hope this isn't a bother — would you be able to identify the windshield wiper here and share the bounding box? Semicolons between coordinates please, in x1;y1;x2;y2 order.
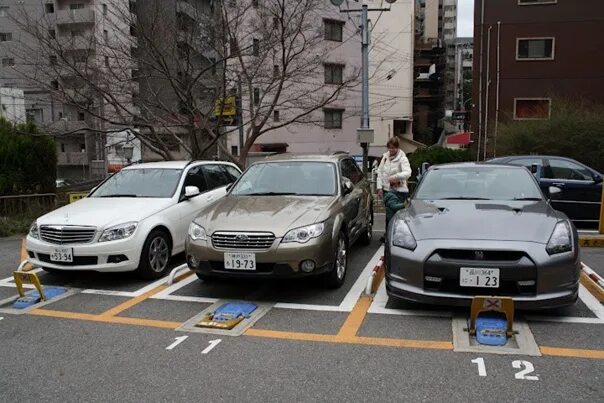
441;197;491;200
512;197;542;201
246;192;298;196
99;194;138;198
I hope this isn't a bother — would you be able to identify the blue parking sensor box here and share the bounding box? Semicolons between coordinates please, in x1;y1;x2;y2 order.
474;315;509;346
12;287;68;310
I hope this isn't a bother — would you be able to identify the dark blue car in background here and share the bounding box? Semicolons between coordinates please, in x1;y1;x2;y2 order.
488;155;603;229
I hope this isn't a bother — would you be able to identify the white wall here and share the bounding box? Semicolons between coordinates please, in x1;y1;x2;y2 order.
0;87;26;123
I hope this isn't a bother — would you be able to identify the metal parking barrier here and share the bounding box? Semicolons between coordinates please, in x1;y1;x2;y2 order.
167;264;190;285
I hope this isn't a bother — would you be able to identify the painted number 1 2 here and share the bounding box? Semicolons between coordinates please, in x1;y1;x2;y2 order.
472;358;539;381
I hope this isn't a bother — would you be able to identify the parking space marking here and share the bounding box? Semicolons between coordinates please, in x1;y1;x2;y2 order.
99;285;169;318
151;272;219;304
580;267;604;303
368;282;452;318
540;346;604;360
337;296;372;338
29;308;181;329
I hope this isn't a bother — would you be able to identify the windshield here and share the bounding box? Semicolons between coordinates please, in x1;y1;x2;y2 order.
231;161;337;196
414;166;543;201
91;168;183;198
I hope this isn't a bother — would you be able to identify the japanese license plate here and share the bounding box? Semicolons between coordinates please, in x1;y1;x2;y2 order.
459;268;500;288
50;248;73;263
224;253;256;271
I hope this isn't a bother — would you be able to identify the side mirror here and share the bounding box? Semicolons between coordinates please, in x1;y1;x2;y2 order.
342;178;354;195
593;174;603;184
184;186;200;199
548;186;562;200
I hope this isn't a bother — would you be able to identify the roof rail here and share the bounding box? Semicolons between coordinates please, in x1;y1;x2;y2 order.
331;151;349;156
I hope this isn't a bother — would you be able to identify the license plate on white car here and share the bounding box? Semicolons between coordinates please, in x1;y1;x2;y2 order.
224;253;256;271
50;248;73;263
459;268;500;288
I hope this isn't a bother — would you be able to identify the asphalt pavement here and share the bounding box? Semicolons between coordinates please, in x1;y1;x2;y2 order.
1;227;603;402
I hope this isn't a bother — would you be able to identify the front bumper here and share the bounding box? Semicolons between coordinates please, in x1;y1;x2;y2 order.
26;235;142;272
186;233;335;279
385;239;581;310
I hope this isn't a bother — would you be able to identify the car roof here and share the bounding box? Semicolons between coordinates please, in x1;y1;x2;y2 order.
260;153;349;163
122;160;235;170
431;162;526;170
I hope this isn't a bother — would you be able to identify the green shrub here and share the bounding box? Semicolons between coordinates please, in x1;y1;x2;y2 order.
407;146;472;181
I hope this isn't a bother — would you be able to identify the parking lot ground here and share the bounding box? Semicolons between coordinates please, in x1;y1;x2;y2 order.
1;231;604;401
582;247;604;277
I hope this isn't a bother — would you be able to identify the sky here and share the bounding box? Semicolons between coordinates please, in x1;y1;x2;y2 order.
457;0;474;38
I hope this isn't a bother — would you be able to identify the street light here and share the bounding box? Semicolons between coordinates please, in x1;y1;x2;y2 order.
330;0;397;175
122;142;134;165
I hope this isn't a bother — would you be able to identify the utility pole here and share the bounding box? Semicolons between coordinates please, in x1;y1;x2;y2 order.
332;0;397;175
237;77;244;156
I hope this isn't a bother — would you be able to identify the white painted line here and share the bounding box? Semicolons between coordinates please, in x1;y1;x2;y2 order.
579;284;604;320
81;289;136;297
367;282;452;318
152;294;218;304
338;246;384;312
152;272;198;299
273;302;344;312
0;268;43;286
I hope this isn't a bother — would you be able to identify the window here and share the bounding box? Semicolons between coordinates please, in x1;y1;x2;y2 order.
103;4;108;15
49;55;57;65
183;166;208;194
324;19;343;42
514;98;551;120
70;4;85;10
545;159;593;181
273;17;279;30
340;159;363;185
273;110;280;122
60;143;65;153
231;145;239;156
0;6;8;17
48;29;56;39
324;109;343;129
45;3;54;13
26;109;43;124
252;0;259;8
324;63;343;85
517;38;554;60
273;64;279;78
103;30;109;41
252;38;259;56
209;57;216;75
202;164;231;190
0;32;13;42
92;169;183;198
1;58;15;67
51;80;59;89
518;0;557;4
104;56;109;67
80;143;86;152
224;166;241;182
71;29;84;37
508;158;543;171
73;53;87;63
78;112;85;121
253;88;260;105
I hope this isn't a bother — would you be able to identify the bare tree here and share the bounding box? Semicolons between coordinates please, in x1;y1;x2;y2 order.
8;0;359;166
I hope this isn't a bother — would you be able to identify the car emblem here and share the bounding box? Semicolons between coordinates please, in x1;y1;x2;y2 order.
475;251;484;260
236;234;249;242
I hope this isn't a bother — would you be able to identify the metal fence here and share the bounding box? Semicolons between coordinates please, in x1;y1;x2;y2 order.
0;193;58;217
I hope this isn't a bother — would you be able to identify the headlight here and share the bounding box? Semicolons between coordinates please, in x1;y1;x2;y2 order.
546;221;572;255
392;220;417;251
98;222;137;243
29;222;39;239
188;222;207;241
282;223;325;244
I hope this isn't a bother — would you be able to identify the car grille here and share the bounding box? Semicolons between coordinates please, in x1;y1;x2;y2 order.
212;232;275;250
39;225;97;245
435;249;525;262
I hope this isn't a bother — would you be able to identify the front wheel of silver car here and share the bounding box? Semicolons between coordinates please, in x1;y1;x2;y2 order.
135;230;171;280
324;232;347;289
359;209;373;246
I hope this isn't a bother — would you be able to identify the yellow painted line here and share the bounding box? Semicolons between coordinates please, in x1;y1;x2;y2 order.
337;296;372;338
99;285;168;318
29;308;180;329
245;328;453;350
541;346;604;360
580;272;604;303
579;236;604;248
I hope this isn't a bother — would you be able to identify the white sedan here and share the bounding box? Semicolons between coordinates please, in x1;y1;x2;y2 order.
26;161;241;279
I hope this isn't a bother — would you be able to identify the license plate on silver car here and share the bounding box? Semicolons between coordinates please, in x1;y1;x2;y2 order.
224;253;256;271
459;268;499;288
50;248;73;263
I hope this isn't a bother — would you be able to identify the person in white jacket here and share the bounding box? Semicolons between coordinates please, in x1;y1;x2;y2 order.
377;137;412;240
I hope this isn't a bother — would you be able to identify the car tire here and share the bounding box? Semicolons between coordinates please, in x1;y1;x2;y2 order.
359;208;373;246
195;272;215;282
324;231;348;289
135;230;171;280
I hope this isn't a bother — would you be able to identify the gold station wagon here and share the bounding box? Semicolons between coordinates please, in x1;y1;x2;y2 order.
185;153;374;288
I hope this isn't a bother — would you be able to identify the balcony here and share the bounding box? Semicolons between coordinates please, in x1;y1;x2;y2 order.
58;36;96;52
48;120;89;134
57;152;89;166
55;8;95;26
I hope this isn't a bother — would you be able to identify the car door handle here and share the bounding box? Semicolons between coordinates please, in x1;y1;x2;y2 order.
552;182;565;187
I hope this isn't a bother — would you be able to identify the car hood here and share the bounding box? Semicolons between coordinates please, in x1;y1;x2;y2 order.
195;195;336;237
36;197;173;229
403;200;561;243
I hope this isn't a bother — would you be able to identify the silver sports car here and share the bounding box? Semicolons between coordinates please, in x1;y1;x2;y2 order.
385;163;581;310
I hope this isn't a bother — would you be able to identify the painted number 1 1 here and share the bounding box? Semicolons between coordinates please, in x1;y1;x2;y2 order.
472;358;539;381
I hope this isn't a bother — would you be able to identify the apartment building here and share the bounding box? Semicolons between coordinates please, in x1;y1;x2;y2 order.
0;0;133;180
472;0;604;158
